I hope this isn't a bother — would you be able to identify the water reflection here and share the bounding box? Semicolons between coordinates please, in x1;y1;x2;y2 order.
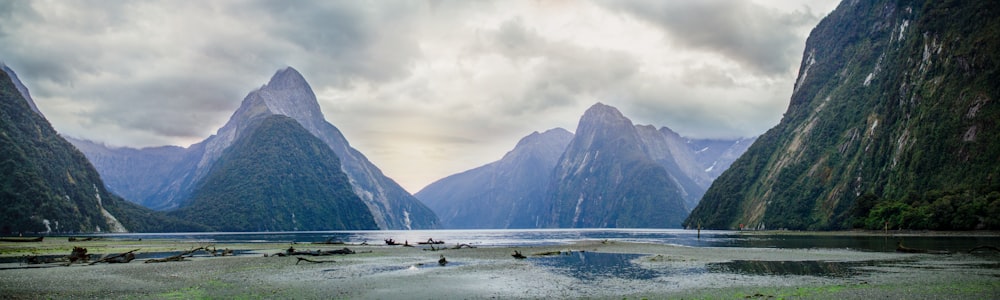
533;252;660;281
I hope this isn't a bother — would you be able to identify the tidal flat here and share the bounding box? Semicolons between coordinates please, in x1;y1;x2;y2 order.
0;236;998;299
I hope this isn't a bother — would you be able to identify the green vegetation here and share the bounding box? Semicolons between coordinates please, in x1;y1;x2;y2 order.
687;0;1000;230
0;68;207;233
171;115;377;231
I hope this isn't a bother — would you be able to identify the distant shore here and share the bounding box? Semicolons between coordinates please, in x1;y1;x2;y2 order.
1;237;997;299
733;229;1000;237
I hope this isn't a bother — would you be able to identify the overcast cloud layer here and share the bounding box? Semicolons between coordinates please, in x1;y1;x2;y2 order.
0;0;839;192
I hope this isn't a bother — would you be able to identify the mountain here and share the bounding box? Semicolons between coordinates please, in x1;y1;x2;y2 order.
543;103;691;228
686;0;1000;230
171;115;377;231
66;137;192;208
417;128;573;228
72;67;439;229
685;136;757;179
0;64;205;234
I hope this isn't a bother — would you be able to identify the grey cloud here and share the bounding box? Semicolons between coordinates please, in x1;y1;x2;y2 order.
482;17;639;116
600;0;818;76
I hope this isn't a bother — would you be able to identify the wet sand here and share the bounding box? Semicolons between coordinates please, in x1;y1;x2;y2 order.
1;238;998;299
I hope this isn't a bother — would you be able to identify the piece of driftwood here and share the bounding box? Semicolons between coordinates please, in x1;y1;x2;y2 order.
90;249;140;265
533;251;563;256
284;247;357;256
385;238;399;246
418;238;445;245
968;245;1000;253
295;257;335;265
512;250;526;259
0;237;43;243
452;244;476;249
145;247;206;263
68;237;102;242
312;238;345;245
896;241;949;254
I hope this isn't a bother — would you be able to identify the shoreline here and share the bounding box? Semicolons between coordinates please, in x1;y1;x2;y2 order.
733;229;1000;237
1;238;998;298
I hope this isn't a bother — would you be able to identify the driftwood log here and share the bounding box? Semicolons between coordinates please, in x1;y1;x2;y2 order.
968;245;1000;253
90;249;140;265
512;250;526;259
896;241;949;254
145;247;206;263
452;244;476;249
295;257;335;265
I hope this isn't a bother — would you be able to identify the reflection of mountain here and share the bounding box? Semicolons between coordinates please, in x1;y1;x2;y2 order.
71;67;439;229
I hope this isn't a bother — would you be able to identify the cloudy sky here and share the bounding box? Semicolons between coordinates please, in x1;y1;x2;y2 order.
0;0;839;193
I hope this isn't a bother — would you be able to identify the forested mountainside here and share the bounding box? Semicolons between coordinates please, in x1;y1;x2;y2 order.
171;115;377;231
687;0;1000;230
0;65;205;233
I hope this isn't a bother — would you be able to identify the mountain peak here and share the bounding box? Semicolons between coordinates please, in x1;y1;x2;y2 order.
265;66;309;90
243;66;325;127
1;63;43;117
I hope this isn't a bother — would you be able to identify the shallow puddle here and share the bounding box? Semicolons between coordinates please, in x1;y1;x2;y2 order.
706;260;893;277
532;251;659;281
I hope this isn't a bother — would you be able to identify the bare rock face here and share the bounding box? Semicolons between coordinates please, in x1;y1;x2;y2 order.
543;103;691;228
417;128;573;229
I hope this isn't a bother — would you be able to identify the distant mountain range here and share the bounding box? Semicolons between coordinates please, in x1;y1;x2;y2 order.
71;67;439;230
0;64;205;234
686;0;1000;230
418;103;755;229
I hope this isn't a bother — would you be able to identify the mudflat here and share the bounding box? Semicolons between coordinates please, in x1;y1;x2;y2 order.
0;237;997;299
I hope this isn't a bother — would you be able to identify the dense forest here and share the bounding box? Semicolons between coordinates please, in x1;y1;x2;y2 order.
171;115;378;231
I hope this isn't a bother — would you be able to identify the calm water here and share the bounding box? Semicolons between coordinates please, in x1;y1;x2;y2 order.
86;229;999;253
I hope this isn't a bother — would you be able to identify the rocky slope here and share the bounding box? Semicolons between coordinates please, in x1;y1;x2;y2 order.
686;0;1000;230
417;128;573;228
543;103;691;228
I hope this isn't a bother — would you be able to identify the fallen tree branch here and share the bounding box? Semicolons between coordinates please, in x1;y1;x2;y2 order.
145;247;206;263
452;244;476;249
90;249;140;265
296;257;334;265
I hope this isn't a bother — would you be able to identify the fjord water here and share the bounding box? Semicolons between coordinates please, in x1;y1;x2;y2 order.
90;229;997;253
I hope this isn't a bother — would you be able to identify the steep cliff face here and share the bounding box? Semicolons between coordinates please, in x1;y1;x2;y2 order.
172;115;377;231
417;128;573;228
544;103;689;228
687;0;1000;230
